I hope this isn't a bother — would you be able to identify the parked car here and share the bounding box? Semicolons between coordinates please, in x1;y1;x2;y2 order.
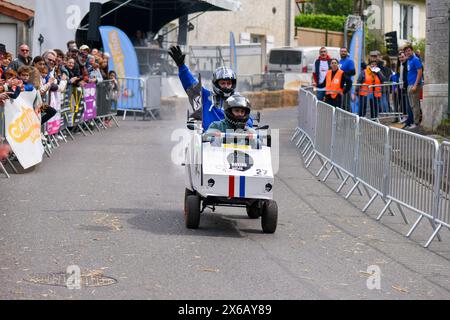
267;46;340;87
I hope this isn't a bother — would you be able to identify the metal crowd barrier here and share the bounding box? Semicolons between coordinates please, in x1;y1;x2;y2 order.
0;79;121;178
313;101;334;163
142;75;161;120
0;106;9;178
353;82;406;122
351;118;390;213
427;141;450;247
96;80;120;127
0;106;5;139
292;86;450;249
117;76;161;121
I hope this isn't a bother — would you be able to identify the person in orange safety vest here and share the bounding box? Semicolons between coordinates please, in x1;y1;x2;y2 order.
354;59;386;119
324;58;352;108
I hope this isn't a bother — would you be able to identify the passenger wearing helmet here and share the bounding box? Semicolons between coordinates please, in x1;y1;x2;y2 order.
168;45;253;130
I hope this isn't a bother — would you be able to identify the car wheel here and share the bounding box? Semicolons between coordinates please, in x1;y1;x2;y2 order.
261;200;278;233
246;202;262;219
185;192;201;229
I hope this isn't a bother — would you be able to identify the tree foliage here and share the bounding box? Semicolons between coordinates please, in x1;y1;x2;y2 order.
306;0;354;16
295;14;347;33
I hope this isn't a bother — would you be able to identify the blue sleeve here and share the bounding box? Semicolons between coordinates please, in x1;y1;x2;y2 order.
415;58;423;70
178;64;199;91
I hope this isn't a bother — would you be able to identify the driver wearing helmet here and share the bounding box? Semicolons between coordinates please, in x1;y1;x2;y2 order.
207;93;254;133
168;45;253;130
207;94;260;148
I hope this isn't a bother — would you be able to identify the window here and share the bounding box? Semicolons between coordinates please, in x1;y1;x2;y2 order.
399;4;413;40
269;50;302;65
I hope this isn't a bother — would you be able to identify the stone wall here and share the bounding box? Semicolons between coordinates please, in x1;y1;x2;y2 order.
422;0;450;130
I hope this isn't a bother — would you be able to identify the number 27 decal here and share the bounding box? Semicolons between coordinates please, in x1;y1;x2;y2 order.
256;169;267;176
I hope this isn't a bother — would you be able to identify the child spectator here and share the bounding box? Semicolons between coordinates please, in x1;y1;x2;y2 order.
2;69;22;99
17;66;35;91
1;52;12;77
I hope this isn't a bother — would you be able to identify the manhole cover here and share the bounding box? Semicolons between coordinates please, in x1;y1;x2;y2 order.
24;271;117;288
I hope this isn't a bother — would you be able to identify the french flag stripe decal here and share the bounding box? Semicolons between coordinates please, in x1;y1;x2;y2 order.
229;176;235;198
239;176;245;198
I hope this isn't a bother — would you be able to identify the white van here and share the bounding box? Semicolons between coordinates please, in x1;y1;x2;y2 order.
267;46;341;87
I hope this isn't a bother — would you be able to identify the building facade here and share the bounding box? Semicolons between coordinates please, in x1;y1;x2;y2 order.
383;0;426;42
0;0;34;57
186;0;295;50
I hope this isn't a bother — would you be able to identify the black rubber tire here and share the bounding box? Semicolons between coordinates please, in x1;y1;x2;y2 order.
185;188;194;197
246;202;262;219
184;192;201;229
261;200;278;233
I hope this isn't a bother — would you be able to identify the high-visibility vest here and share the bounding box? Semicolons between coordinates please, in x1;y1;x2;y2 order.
325;69;344;99
359;69;382;98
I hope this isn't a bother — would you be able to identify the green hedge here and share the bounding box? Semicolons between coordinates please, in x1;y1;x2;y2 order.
295;14;346;33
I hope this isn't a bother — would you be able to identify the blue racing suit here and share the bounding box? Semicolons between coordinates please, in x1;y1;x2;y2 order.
177;64;253;130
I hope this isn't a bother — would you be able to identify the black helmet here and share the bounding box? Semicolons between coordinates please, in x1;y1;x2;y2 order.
212;66;237;99
223;94;251;129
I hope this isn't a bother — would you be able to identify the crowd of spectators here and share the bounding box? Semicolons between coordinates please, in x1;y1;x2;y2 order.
0;41;119;162
312;43;424;130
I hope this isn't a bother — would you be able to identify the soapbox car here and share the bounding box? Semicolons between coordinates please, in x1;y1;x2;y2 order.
183;124;278;233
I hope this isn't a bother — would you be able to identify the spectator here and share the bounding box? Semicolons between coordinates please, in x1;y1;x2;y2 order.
17;66;35;91
339;47;356;78
91;48;99;57
37;63;52;98
415;49;422;62
404;44;423;128
33;59;56;125
79;45;90;56
0;140;11;162
43;50;67;93
108;70;119;110
8;44;32;72
31;56;46;89
133;30;147;47
66;58;82;87
339;47;355;111
88;56;103;84
354;59;386;119
381;54;394;113
2;69;22;99
1;52;13;76
370;51;392;113
53;49;69;78
393;51;414;129
99;57;109;79
324;58;352;108
102;70;119;128
312;47;331;101
76;51;90;84
66;40;78;53
0;43;7;79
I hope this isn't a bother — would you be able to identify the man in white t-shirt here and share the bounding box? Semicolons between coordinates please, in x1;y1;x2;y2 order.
312;47;331;101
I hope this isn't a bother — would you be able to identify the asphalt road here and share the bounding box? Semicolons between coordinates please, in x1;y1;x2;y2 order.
1;103;450;300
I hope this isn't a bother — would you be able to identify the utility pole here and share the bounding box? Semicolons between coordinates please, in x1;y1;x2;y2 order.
353;0;365;16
